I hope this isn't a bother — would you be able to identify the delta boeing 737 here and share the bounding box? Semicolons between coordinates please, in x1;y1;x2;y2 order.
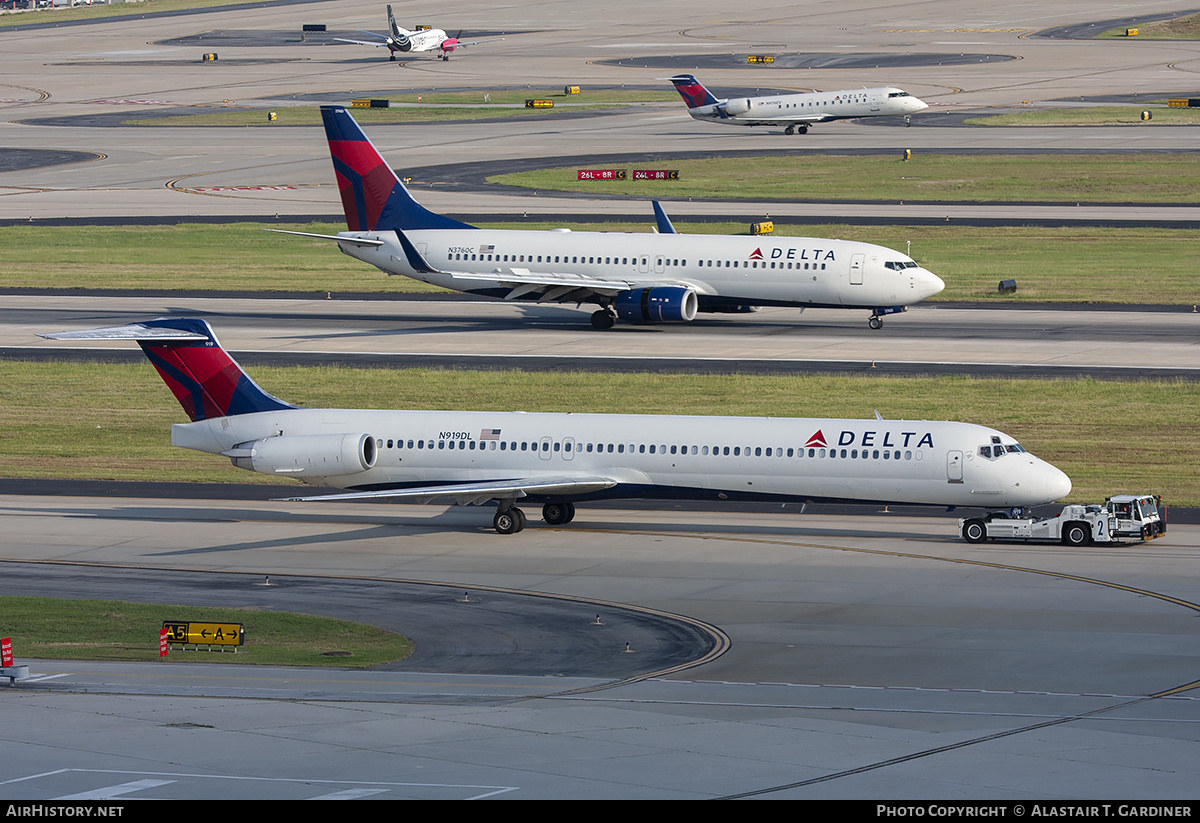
272;105;944;330
40;319;1072;535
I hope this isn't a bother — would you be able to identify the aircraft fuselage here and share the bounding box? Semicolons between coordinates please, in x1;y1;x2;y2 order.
336;228;944;311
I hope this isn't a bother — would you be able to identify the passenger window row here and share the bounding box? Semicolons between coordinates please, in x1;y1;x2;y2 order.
445;253;828;271
377;438;917;461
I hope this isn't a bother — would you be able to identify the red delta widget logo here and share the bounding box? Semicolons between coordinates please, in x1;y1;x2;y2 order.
748;247;837;261
807;429;935;449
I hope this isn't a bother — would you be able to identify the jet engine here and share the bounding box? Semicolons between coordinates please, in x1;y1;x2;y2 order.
230;433;377;477
614;286;698;322
392;34;412;51
722;98;753;116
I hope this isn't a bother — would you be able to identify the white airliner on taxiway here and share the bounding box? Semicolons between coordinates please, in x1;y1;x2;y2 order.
337;4;501;61
668;74;929;134
41;319;1072;535
273;105;944;330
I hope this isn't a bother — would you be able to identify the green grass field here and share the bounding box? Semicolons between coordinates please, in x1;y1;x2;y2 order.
487;153;1200;204
3;221;1196;304
1;361;1195;506
963;107;1200;127
0;596;414;666
0;0;285;28
1099;12;1200;39
133;90;677;127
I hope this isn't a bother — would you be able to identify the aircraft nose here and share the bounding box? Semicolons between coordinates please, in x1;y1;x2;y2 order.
1045;463;1073;501
914;98;929;111
917;268;945;299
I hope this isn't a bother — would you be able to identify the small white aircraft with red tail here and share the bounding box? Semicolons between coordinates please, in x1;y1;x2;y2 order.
337;4;502;61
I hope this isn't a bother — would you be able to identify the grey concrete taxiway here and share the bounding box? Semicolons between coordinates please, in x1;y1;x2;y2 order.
1;495;1199;799
5;294;1198;380
2;0;1200;800
0;495;1198;799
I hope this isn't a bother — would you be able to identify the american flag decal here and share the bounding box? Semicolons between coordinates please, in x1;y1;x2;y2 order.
481;244;495;252
480;428;501;440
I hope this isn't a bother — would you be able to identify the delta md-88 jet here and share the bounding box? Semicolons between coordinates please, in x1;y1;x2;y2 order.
668;74;929;134
41;319;1073;535
274;106;944;330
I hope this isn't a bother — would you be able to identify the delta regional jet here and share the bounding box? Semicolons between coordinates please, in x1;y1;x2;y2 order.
275;106;944;330
668;74;929;134
41;319;1073;535
337;4;501;61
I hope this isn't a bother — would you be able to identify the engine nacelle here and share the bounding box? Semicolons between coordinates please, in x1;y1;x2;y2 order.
723;98;752;116
231;433;377;477
392;35;412;52
614;286;698;323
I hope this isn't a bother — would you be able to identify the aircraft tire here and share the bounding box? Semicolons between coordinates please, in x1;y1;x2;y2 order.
542;502;575;525
869;315;883;330
494;507;525;534
962;519;988;544
1062;522;1090;546
591;310;616;330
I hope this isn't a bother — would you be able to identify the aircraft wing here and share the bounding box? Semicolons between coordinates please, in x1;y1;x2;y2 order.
335;38;392;48
275;476;618;507
393;229;714;302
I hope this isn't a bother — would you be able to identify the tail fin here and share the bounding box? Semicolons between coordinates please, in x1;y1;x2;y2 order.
320;105;474;232
667;75;720;109
38;318;296;422
387;4;403;39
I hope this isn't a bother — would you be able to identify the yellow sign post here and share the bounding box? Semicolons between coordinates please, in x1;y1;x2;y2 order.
162;621;245;652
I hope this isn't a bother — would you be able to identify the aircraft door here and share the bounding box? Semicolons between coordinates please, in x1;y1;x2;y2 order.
538;436;553;460
870;94;880;111
638;255;650;274
947;450;963;483
562;437;576;461
850;253;865;285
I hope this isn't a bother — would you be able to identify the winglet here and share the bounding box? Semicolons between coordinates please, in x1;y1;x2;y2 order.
393;229;443;274
652;201;677;235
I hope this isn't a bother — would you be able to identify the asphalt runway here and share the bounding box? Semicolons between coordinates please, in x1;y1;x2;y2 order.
2;0;1199;800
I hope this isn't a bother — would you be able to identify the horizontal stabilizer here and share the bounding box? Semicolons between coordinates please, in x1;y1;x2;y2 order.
38;322;209;342
265;229;384;247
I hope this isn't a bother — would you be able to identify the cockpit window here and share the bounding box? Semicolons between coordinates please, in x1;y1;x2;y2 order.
884;261;920;271
980;443;1025;458
889;92;910;98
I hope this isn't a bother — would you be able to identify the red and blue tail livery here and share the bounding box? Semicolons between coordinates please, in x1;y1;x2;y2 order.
668;74;721;109
320;105;474;232
38;318;295;422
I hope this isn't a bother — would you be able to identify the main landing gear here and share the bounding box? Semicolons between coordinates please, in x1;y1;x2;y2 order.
784;125;809;135
590;308;616;329
492;502;577;534
868;315;884;330
493;505;526;534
